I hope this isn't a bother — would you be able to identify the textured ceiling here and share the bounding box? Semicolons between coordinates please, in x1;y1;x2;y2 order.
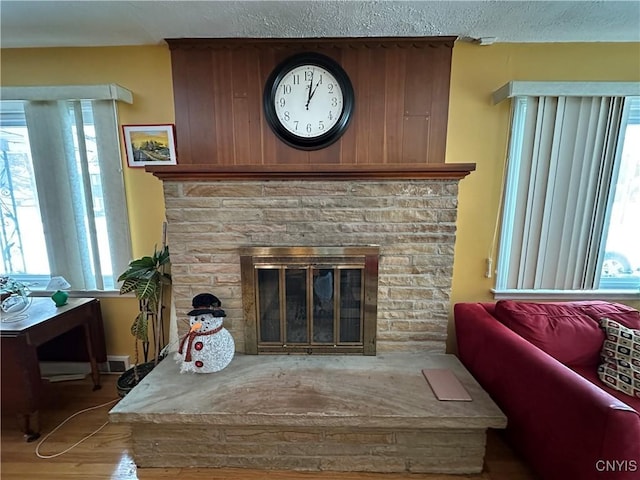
1;0;640;48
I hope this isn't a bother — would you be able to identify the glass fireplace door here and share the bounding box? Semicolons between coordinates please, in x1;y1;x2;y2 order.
256;266;364;352
242;246;378;355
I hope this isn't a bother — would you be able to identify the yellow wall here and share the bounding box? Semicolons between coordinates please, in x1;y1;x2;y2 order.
2;42;639;358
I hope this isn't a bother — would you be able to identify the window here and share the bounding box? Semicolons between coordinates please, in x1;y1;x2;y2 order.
493;82;640;297
0;85;133;291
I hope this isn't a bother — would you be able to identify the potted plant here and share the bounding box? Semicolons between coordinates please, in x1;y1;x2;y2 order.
116;245;171;397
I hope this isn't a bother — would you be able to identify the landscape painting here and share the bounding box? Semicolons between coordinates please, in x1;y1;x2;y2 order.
122;124;177;167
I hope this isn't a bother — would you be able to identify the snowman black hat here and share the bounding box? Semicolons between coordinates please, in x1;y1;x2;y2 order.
188;292;226;317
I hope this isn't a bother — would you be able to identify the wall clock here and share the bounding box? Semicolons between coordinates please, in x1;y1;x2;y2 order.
263;52;355;151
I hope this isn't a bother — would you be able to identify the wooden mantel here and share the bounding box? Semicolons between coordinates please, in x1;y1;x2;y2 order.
146;163;476;181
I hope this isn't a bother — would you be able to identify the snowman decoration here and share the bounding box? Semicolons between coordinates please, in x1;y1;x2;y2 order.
176;293;235;373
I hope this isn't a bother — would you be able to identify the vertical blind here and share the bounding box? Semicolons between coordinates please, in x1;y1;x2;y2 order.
2;85;133;290
496;95;625;290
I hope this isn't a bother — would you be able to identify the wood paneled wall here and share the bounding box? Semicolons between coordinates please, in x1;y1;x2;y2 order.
167;38;454;168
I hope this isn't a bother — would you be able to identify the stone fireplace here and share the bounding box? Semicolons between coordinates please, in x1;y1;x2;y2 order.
109;39;503;475
152;38;473;354
163;177;461;354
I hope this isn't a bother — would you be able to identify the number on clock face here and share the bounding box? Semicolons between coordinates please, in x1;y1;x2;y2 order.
273;65;344;138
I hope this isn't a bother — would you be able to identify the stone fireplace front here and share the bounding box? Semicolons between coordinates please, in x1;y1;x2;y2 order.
153;36;473;356
163;177;461;354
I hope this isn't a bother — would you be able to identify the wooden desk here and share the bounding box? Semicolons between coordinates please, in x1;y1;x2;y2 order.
1;297;106;441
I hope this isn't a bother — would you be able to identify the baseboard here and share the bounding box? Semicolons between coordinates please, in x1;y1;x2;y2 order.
40;361;91;376
39;355;130;379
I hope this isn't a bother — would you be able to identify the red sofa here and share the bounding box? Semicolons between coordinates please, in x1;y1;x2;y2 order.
455;300;640;480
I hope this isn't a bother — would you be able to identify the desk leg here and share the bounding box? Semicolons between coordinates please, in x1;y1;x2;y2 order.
2;339;44;441
20;411;40;442
82;323;101;391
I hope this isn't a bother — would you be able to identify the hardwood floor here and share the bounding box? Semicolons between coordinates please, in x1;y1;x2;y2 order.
1;375;538;480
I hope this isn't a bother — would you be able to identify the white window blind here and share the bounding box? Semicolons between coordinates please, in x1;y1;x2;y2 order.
0;85;132;291
494;82;640;295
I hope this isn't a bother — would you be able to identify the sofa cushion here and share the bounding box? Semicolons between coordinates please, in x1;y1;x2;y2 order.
573;301;640;329
597;317;640;398
494;300;604;367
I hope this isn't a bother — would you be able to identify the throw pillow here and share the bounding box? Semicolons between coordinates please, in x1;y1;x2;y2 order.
598;317;640;398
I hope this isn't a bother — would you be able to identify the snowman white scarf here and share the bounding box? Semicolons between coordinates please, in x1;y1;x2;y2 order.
178;324;223;362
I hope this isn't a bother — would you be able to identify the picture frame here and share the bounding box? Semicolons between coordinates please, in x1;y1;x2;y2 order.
122;124;177;167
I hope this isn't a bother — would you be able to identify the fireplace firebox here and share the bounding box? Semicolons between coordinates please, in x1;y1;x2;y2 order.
240;246;379;355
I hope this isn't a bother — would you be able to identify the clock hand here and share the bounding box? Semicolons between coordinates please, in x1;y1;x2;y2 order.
307;78;322;106
305;69;314;110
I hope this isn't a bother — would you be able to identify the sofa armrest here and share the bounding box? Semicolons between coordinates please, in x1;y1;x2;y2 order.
455;302;640;480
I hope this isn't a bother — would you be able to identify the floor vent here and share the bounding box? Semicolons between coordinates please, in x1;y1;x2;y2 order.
99;355;130;374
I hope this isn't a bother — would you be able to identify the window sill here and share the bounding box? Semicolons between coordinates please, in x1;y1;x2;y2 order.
29;290;122;299
492;289;640;302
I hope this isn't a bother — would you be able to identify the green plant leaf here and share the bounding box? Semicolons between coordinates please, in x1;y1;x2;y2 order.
136;275;159;301
119;277;139;295
154;245;170;265
131;312;149;342
129;256;155;269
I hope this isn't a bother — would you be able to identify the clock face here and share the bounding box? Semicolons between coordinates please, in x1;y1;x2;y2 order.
264;53;354;150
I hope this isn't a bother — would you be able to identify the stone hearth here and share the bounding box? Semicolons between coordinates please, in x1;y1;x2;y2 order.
109;353;506;473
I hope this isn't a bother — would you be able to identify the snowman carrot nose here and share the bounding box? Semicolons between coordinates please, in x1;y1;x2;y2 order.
190;322;202;332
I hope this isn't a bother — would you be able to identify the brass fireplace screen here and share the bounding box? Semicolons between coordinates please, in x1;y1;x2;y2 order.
240;246;379;355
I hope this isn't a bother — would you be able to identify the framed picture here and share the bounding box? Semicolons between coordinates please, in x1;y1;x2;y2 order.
122;124;177;167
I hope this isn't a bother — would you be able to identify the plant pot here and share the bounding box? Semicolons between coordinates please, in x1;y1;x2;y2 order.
116;361;158;398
